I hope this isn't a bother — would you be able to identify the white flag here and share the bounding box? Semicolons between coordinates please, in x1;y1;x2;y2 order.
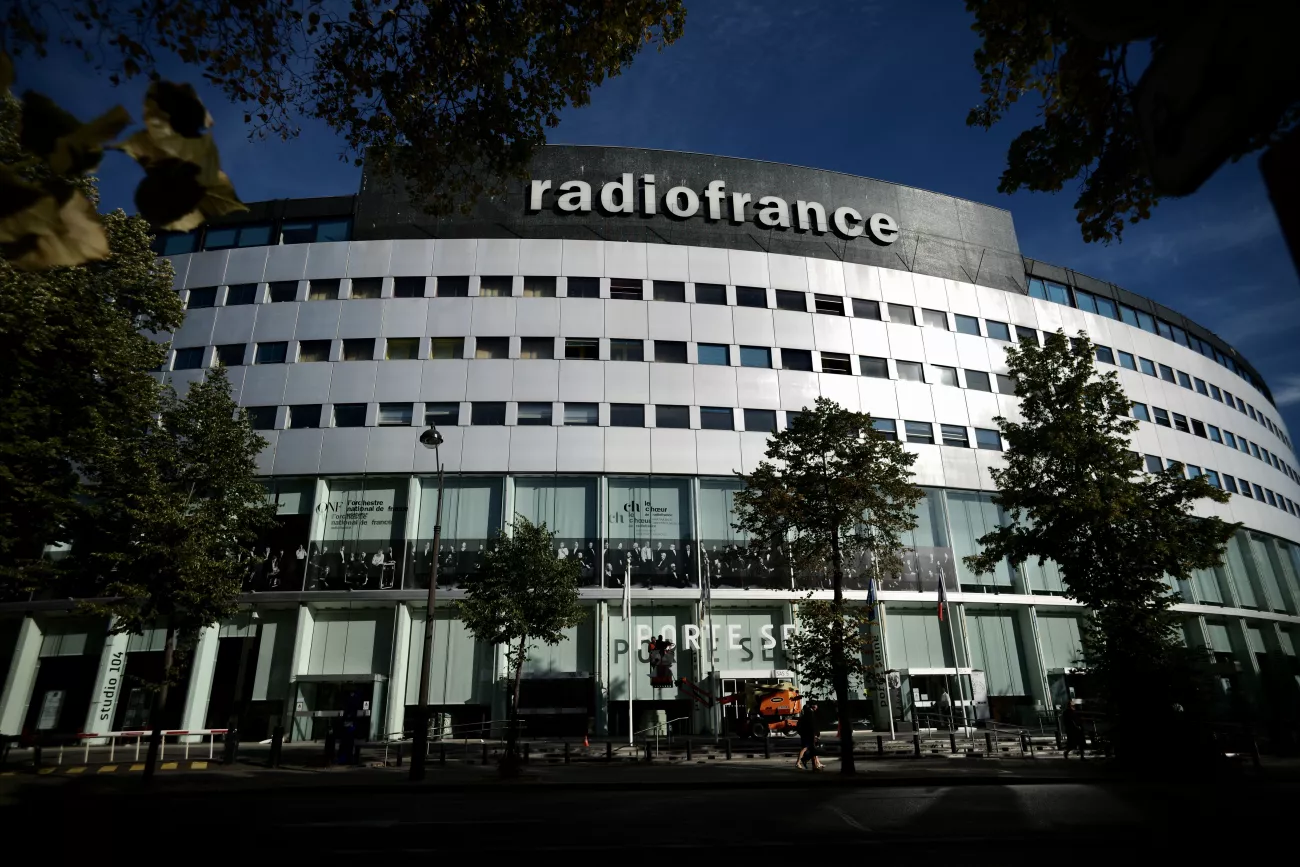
621;559;631;622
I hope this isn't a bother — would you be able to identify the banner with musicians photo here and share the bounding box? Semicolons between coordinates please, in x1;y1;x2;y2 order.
605;477;695;590
242;479;315;592
513;476;602;587
408;476;504;590
304;477;410;591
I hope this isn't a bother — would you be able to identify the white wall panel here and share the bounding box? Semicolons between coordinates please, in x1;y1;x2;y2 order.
470;297;517;335
427;298;473;336
304;242;350;279
224;247;268;285
691;303;734;344
337;299;384;339
732;307;775;346
459;425;511;471
420;359;468;402
185;250;229;287
465;359;515;401
413;425;464;472
773;310;815;349
174;308;216;347
817;374;861;410
328;360;378;403
508;426;558;472
389;240;435;276
850;318;889;356
382;299;431;337
728;249;769;287
694;365;738;407
605;361;650;403
931;386;969;425
812;314;853;353
767;253;808;291
648;301;692;340
912;274;948;311
475;238;520;275
878;267;915;305
696;430;743;476
605;428;652;474
517;238;562;276
345;240;391;277
651;429;697;474
559;298;604;337
944;280;981;316
283;362;333;404
844;263;882;299
777;369;820;412
896;381;936;422
858;378;899;419
886;323;925;361
646;244;689;281
921;326;959;367
604;242;647;278
558;360;604;402
556;427;604;472
736;368;780;409
605;300;649;338
807;257;845;295
294;300;342;341
271;429;323;475
561;240;604;276
367;427;418;474
240;365;288;406
373;360;423;402
251;302;300;342
687;246;730;285
512;358;560;401
432;239;477;275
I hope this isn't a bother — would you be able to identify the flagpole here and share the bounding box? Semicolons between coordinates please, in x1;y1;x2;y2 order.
625;554;633;746
939;573;972;734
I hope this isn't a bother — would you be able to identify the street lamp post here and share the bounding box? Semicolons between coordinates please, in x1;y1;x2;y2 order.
410;424;445;781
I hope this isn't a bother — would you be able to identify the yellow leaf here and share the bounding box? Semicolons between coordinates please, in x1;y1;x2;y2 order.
0;189;109;270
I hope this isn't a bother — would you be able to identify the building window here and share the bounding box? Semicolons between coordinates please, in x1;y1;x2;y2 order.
965;370;992;392
378;403;413;426
655;405;690;429
887;303;915;326
921;308;948;329
1205;470;1221;489
268;281;298;303
1208;425;1222;443
476;337;510;359
786;411;803;430
564;403;598;426
609;279;643;300
609;403;644;427
244;406;277;430
386;337;420;361
1172;413;1190;433
308;278;340;301
255;341;288;364
1247;404;1257;421
519;337;554;360
437;276;470;297
1095;345;1115;364
975;428;1002;451
781;348;814;371
1194;378;1209;396
814;294;845;316
986;320;1011;341
393;276;426;298
1210;384;1222;401
896;360;924;382
1153;407;1171;427
860;356;889;379
609;339;644;362
820;352;852;375
225;283;257;305
904;421;934;444
281;217;349;244
933;365;959;387
204;223;272;250
172;347;204;370
941;424;969;447
154;231;198;255
287;405;321;429
698;343;729;366
1253;483;1266;501
1145;454;1164;473
743;409;777;433
1132;403;1151;422
1166;460;1184;477
739;346;772;368
1117;351;1136;370
1158;364;1176;383
654;340;687;364
479;276;512;297
1176;370;1193;389
652;281;685;302
734;286;767;308
700;407;734;430
954;313;980;336
429;337;463;359
1191;419;1207;438
517;402;552;425
564;277;599;298
186;287;217;309
471;402;506;425
853;298;882;320
333;403;366;428
523;276;556;297
350;277;382;299
214;343;246;367
872;418;897;440
996;374;1016;395
1238;480;1253;499
425;402;460;426
342;338;375;361
298;340;332;363
695;283;727;305
774;289;806;311
1015;325;1038;345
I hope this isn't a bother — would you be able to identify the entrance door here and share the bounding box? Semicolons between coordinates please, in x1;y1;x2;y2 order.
294;681;377;741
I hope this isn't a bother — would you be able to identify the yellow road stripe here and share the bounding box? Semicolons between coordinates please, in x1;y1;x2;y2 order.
190;761;207;770
130;764;145;771
38;767;55;775
160;762;178;770
98;765;117;774
65;766;85;774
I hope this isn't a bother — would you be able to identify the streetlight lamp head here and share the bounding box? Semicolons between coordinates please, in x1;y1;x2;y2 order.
419;425;444;449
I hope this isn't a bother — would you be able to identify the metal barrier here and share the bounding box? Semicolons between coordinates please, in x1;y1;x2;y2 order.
66;729;230;765
381;719;529;766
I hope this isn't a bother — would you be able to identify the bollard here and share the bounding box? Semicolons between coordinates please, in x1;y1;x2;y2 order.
1054;719;1063;750
877;735;884;757
949;732;957;754
985;732;993;755
394;742;403;768
686;740;692;761
1019;731;1029;756
482;742;489;766
912;733;921;758
439;742;446;765
645;738;652;763
725;738;732;760
763;736;771;759
33;744;42;769
606;741;613;763
323;728;336;764
269;727;283;768
564;742;570;764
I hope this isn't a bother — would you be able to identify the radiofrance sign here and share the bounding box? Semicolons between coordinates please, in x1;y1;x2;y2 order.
527;174;900;244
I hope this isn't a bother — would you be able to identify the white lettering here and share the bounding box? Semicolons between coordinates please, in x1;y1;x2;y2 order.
557;180;591;213
527;179;551;211
665;186;699;218
642;174;656;215
730;192;751;224
869;212;900;244
683;624;701;650
703;180;726;221
796;200;827;233
662;625;676;644
728;624;743;650
710;624;721;650
833;206;864;238
756;196;791;229
636;624;652;647
600;173;634;214
760;624;776;649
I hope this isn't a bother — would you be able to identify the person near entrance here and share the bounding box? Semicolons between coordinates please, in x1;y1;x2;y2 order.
937;688;952;730
795;700;824;770
1061;701;1087;760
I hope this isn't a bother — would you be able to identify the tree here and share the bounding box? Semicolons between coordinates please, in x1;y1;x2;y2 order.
965;0;1300;243
783;600;873;703
963;330;1239;756
5;0;687;215
0;92;185;600
458;514;584;775
69;366;275;780
732;398;923;774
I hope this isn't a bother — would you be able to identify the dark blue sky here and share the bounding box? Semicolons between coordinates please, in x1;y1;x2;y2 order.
17;1;1300;433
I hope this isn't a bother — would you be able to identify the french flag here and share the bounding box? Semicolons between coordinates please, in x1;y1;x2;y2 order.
937;575;948;622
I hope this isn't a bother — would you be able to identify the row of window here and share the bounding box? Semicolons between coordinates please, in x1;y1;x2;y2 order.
1141;453;1299;519
243;399;1005;451
1029;276;1270;415
153;217;353;256
1131;399;1299;491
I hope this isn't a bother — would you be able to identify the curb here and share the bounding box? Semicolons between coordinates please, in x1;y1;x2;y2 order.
2;760;215;776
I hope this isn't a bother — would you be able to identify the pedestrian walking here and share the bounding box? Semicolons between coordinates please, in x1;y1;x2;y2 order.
937;688;952;730
1061;701;1087;760
795;700;824;770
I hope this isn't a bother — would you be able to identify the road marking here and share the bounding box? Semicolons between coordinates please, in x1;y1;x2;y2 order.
829;804;872;833
38;768;55;775
130;764;145;771
65;766;85;774
190;761;207;770
161;762;178;770
98;765;117;774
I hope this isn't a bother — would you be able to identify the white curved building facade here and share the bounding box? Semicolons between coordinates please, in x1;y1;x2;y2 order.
2;147;1298;744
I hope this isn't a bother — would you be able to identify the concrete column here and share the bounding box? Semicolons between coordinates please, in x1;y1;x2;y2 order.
595;600;609;736
286;604;315;740
385;603;412;739
1017;607;1051;710
83;624;130;741
0;615;42;736
178;625;220;741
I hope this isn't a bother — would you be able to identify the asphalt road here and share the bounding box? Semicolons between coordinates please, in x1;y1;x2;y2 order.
6;771;1290;857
